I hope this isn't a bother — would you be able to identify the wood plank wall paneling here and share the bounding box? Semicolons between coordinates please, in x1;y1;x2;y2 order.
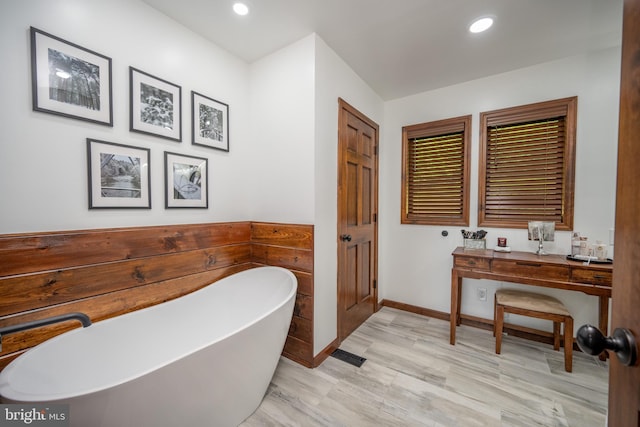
0;245;252;317
0;222;250;277
0;221;315;371
251;222;315;367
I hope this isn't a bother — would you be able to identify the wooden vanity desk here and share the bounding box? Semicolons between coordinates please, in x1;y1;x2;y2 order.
450;247;612;345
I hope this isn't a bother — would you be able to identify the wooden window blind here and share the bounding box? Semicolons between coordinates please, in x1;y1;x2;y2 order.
478;97;577;230
401;115;471;226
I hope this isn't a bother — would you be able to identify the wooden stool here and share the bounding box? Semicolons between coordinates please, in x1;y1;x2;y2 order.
494;289;573;372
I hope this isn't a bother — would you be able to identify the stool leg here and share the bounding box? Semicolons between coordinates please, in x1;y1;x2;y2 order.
496;305;504;354
564;316;573;373
553;322;560;351
493;295;497;337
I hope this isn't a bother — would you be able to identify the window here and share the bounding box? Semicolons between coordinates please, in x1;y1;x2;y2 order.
401;115;471;226
478;97;577;230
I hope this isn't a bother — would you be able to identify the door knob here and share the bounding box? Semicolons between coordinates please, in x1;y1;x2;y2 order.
576;324;638;366
340;234;352;242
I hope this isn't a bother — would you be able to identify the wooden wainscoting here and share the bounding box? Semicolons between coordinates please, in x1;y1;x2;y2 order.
251;222;314;367
0;221;315;371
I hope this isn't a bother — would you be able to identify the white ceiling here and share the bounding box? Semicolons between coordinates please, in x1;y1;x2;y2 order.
142;0;623;101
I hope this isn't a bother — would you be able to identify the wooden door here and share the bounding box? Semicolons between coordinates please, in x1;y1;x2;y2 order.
608;1;640;425
337;98;379;342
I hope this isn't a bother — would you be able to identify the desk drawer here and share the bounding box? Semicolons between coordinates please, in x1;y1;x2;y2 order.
454;256;490;270
571;268;612;286
492;259;570;281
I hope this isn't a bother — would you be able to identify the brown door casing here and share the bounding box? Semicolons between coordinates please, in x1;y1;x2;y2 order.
337;98;379;343
608;0;640;425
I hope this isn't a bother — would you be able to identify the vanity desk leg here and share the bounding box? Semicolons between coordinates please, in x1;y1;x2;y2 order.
598;294;610;361
450;269;462;345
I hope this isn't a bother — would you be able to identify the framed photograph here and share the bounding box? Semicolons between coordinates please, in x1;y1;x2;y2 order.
164;152;208;208
130;67;182;141
192;91;229;151
87;139;151;209
30;27;113;126
527;221;556;242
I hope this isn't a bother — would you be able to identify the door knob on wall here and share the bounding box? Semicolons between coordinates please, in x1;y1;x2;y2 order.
340;234;352;242
576;324;638;366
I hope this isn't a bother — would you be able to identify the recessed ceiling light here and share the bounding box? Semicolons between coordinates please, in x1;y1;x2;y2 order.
469;17;494;33
233;2;249;16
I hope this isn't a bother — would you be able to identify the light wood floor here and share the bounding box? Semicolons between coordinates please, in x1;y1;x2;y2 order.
241;307;608;427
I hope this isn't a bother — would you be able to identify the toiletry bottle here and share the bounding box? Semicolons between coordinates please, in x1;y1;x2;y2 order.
594;241;608;260
579;237;590;256
571;232;580;256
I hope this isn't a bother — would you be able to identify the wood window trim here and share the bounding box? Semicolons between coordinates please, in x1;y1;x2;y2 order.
478;97;577;230
401;115;471;226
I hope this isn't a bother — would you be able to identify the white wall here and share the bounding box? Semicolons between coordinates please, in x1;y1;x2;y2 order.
247;35;316;224
380;47;621;333
0;0;250;234
247;33;385;355
313;35;384;354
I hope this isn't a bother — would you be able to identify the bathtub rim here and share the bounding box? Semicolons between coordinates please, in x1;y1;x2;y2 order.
0;266;298;402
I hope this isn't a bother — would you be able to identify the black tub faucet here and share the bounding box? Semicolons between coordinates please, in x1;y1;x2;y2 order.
0;312;91;353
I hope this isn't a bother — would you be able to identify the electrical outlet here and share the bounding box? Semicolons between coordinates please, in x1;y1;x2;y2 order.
478;287;487;301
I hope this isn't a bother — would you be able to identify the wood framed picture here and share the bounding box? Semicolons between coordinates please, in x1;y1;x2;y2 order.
87;138;151;209
130;67;182;141
164;151;208;208
191;91;229;151
30;27;113;126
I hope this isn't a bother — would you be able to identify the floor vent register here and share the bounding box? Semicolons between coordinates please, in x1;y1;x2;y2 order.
331;348;366;367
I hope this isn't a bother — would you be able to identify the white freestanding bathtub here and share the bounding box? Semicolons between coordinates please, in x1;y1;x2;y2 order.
0;266;297;427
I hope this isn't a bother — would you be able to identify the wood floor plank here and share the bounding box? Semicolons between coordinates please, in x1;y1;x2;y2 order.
242;307;608;427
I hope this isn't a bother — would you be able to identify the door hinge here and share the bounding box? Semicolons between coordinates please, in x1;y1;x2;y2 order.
373;213;377;222
373;279;377;289
375;145;379;155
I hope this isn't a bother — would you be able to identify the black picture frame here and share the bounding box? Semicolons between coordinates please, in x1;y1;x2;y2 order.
130;67;182;141
164;151;208;208
87;138;151;209
30;27;113;126
191;91;229;152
